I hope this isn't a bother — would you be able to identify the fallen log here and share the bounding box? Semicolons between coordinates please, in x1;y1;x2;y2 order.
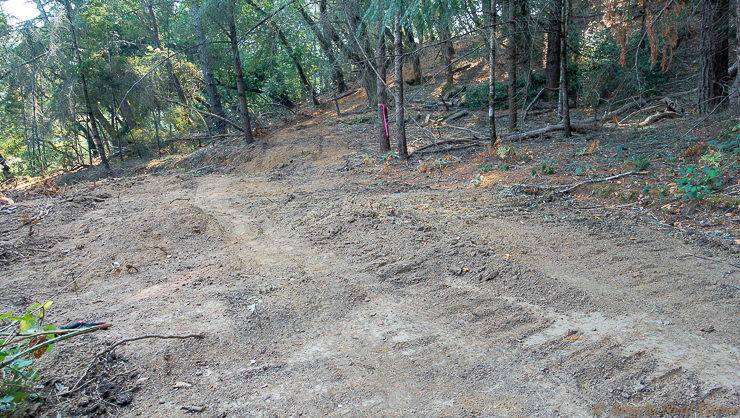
335;88;361;101
618;105;663;124
638;111;681;127
439;94;449;111
407;138;481;158
499;120;616;142
447;110;469;122
521;87;558;124
499;125;568;142
555;171;647;194
416;144;480;154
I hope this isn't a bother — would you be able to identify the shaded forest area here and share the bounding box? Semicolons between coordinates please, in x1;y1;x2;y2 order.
0;0;736;175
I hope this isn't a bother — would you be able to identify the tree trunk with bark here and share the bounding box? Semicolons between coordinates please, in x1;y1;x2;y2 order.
146;4;188;106
520;0;533;111
297;3;347;93
62;0;111;173
227;5;254;144
405;24;423;85
698;0;730;113
487;0;497;145
326;0;376;106
560;0;571;137
545;0;562;102
376;0;390;151
507;0;517;131
440;23;454;86
192;0;227;134
394;7;408;159
244;0;320;106
734;0;740;109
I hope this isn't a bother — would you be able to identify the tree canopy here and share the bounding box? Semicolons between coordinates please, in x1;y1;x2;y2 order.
0;0;737;175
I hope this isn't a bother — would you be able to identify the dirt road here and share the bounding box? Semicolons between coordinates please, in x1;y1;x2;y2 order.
2;115;740;417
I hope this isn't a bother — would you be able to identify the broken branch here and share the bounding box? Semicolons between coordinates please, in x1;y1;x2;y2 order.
446;110;468;122
555;171;646;194
159;97;244;132
638;111;681;127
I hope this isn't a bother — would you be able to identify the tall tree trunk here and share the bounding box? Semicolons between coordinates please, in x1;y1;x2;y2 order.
507;0;517;131
560;0;571;137
487;0;497;145
377;0;390;151
147;4;189;106
154;107;162;154
545;0;562;102
405;24;423;85
192;0;227;134
440;22;454;85
92;106;116;142
483;0;491;48
227;5;254;144
278;30;320;106
444;26;455;59
329;0;377;106
297;2;346;93
698;0;730;113
119;100;138;131
520;0;533;114
62;0;111;173
394;7;408;159
245;0;319;106
734;0;740;109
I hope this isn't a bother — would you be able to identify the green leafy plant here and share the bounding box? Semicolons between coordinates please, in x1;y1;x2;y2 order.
699;151;723;167
361;155;377;165
1;302;55;413
479;163;495;174
497;163;510;171
1;302;107;414
674;165;723;200
497;145;515;160
339;115;369;125
419;156;452;173
643;183;669;197
541;162;555;175
464;174;483;187
625;155;650;171
570;162;592;176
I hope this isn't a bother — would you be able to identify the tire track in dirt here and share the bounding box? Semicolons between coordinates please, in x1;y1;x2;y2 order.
5;166;738;417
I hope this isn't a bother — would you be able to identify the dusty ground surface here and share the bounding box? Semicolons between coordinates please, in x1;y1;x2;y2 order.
3;82;740;418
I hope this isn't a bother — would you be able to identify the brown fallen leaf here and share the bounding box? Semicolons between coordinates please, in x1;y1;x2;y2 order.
700;326;715;333
564;337;579;341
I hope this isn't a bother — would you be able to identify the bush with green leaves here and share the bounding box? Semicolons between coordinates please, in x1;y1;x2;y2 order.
673;165;723;200
1;302;55;414
464;82;508;110
1;302;105;415
625;155;650;171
